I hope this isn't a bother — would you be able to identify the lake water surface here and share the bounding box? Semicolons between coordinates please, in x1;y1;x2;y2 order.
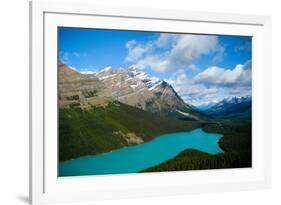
59;128;223;177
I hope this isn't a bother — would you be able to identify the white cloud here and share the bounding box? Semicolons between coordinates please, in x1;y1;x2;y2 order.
193;61;251;87
168;35;218;67
132;55;170;72
188;64;200;71
212;45;225;63
125;34;251;105
166;71;221;105
125;33;223;72
125;40;152;62
155;33;179;48
165;61;251;106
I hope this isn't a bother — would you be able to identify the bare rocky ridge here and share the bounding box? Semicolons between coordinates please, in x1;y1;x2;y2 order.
147;81;193;114
58;63;113;109
95;66;156;110
59;62;200;120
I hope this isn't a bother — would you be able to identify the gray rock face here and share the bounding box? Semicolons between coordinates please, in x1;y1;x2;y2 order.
95;67;156;110
58;63;113;109
94;67;193;115
148;81;193;114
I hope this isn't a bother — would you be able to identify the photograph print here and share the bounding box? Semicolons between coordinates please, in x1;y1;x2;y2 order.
58;27;252;177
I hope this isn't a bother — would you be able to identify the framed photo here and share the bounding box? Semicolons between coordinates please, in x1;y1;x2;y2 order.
30;1;272;204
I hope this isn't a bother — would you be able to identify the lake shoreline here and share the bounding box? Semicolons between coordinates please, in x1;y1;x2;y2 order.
59;124;226;163
59;128;223;177
59;127;202;163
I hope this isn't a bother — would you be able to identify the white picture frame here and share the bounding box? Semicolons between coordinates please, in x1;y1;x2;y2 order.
30;1;272;204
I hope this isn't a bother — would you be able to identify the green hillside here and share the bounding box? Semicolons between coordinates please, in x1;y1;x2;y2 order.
142;149;251;172
59;99;252;173
202;119;252;153
59;101;201;161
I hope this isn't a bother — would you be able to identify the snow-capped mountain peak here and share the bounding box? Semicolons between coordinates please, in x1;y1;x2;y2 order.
127;67;161;90
223;96;251;104
202;95;252;118
102;66;113;72
94;66;162;91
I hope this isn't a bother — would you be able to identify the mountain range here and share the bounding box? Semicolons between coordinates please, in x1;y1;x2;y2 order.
200;96;252;119
59;62;252;121
58;62;202;121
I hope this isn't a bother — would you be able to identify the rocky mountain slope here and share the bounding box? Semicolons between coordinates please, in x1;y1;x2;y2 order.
59;63;201;120
58;62;113;109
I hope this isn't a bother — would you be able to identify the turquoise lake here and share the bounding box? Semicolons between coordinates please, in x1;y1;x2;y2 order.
59;128;223;177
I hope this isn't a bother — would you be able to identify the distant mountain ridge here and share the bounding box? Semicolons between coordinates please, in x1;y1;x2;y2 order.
58;63;202;121
202;96;252;119
196;102;218;110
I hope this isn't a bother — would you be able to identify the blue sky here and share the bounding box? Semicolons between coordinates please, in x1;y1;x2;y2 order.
59;27;252;105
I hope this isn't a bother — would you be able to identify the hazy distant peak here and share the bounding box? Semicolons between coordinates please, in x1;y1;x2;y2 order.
102;66;113;72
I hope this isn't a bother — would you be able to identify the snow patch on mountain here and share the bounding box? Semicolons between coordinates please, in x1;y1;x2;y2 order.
176;110;199;120
205;95;252;114
98;74;116;80
127;67;161;90
82;66;163;91
80;71;96;75
102;66;113;72
148;80;163;91
197;96;251;110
